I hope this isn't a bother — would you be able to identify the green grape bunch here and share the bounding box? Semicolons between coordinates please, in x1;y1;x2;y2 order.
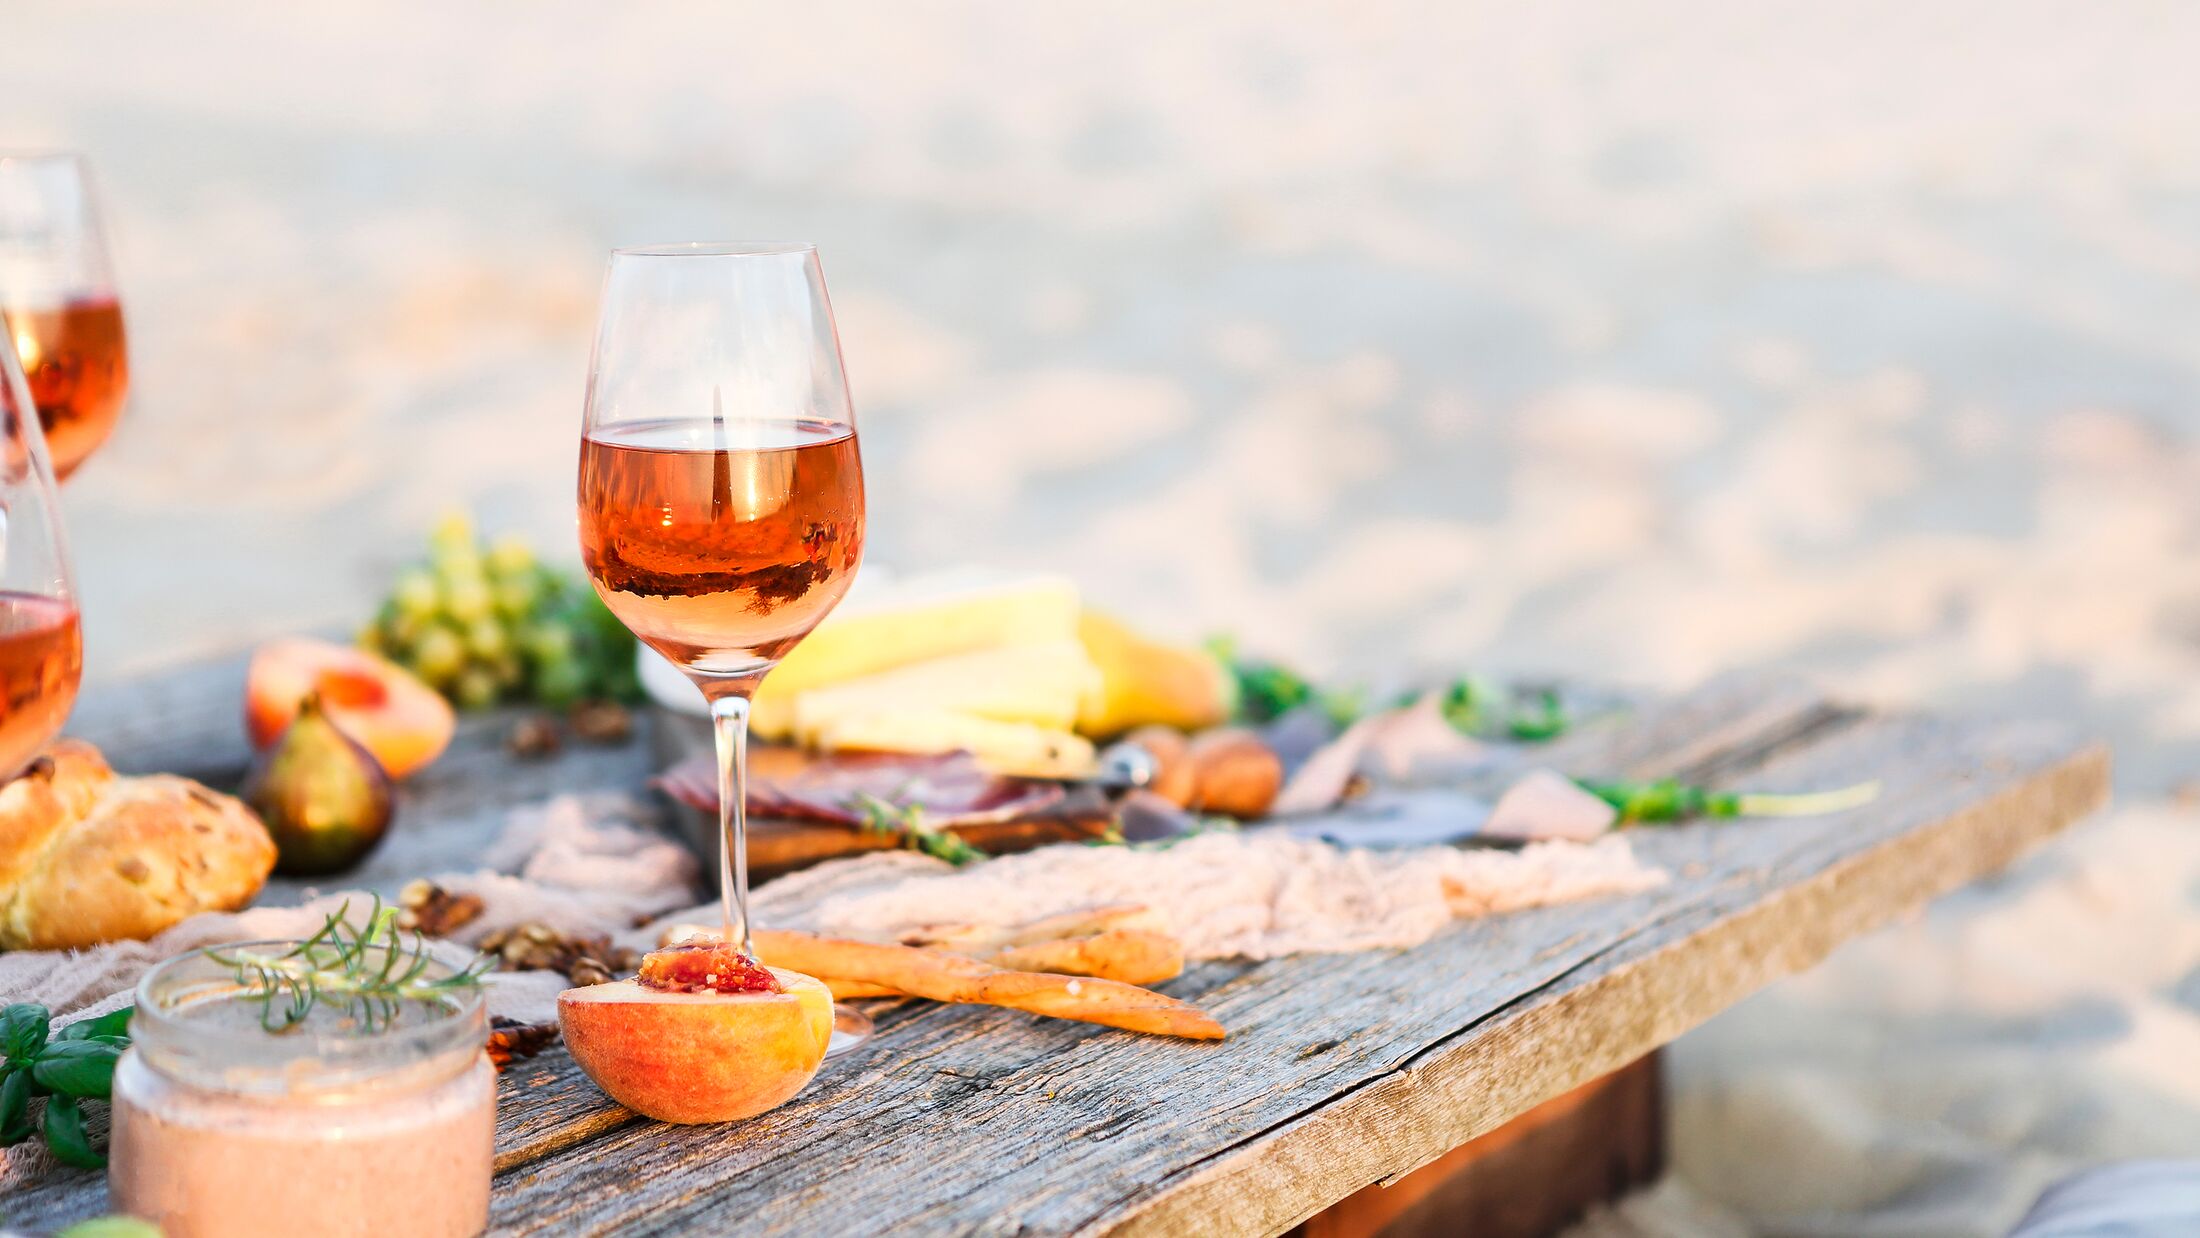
361;513;642;710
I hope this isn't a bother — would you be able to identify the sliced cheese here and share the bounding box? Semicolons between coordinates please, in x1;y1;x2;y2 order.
752;573;1081;740
814;708;1097;780
790;639;1100;747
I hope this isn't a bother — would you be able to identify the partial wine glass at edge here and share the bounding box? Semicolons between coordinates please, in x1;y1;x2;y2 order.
0;318;82;780
0;152;128;482
576;242;865;988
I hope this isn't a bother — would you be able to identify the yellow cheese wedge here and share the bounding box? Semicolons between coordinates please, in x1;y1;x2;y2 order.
814;709;1097;780
1074;609;1237;738
752;574;1081;740
790;640;1100;747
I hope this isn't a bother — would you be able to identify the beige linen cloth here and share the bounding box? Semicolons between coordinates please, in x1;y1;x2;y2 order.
2;794;1665;1028
0;794;701;1026
0;789;1663;1191
736;828;1665;960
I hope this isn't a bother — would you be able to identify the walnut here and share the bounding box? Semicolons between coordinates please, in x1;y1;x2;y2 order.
478;921;639;981
506;714;563;759
568;700;633;745
397;880;485;937
485;1017;559;1070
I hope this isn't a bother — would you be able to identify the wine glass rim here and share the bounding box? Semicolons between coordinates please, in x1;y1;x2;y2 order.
613;241;816;258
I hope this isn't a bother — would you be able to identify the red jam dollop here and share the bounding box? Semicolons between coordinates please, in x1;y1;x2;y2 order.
636;943;784;994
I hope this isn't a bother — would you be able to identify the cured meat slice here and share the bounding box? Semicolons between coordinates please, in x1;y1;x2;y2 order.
656;750;1064;828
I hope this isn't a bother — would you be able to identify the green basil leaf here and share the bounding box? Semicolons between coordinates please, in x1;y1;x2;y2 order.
40;1094;104;1169
31;1039;122;1100
0;1068;33;1144
55;1006;133;1044
0;1003;50;1063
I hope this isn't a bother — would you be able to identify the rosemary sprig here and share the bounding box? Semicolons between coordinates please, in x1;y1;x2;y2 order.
850;793;987;866
1577;778;1882;824
204;897;495;1033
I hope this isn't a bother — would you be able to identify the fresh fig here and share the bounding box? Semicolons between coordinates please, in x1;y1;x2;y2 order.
243;692;395;875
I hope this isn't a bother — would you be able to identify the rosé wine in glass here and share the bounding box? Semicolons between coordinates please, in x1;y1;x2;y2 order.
0;154;128;481
580;416;862;676
576;243;865;983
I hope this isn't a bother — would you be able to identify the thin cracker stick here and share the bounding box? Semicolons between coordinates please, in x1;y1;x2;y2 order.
752;929;1223;1040
991;930;1184;986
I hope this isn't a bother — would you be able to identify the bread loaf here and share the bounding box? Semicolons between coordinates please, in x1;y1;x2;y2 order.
0;740;276;950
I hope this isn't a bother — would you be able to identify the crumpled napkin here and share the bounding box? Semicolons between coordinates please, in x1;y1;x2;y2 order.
0;792;699;1027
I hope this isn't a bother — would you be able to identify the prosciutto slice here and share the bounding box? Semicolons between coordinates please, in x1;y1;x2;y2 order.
656;750;1064;828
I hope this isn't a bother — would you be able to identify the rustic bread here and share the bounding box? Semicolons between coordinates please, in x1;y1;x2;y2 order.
0;739;276;951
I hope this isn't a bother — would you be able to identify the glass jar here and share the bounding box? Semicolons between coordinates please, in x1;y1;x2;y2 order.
108;942;495;1238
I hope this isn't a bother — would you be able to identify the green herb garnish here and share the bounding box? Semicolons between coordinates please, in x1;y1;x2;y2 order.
205;898;494;1033
1577;778;1881;823
1;1002;132;1169
851;793;988;866
1206;636;1362;727
1418;678;1572;742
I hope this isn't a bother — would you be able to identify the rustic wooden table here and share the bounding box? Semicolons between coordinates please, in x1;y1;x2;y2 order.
4;663;2108;1236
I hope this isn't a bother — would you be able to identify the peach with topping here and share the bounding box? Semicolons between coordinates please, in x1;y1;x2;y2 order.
558;945;834;1124
246;638;455;778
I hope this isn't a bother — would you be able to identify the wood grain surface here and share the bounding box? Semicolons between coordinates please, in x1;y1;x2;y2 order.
6;668;2107;1236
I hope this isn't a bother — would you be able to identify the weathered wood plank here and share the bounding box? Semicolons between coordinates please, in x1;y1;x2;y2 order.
65;650;670;907
310;708;663;905
470;678;1895;1235
1291;1052;1664;1238
471;702;2101;1237
1104;720;2108;1237
10;670;2105;1238
493;1052;644;1174
67;653;257;781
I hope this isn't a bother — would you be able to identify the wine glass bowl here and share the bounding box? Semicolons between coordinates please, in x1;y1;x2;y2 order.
577;243;865;964
0;153;127;482
578;414;862;683
0;328;81;780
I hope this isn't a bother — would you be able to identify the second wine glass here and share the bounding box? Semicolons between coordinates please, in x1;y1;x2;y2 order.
0;315;82;780
0;153;127;482
577;242;865;957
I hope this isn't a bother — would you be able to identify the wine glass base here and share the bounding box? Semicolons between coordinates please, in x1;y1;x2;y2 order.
824;1006;874;1058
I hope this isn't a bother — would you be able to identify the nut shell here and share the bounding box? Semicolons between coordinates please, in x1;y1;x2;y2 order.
1184;728;1283;819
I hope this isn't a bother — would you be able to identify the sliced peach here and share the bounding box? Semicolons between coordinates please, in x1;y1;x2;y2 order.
246;637;455;778
558;967;833;1124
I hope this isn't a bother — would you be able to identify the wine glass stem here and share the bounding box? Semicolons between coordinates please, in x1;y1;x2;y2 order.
708;692;755;956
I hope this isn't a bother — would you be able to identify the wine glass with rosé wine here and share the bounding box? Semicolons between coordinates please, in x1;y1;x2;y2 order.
0;153;128;482
577;242;870;1049
0;323;82;781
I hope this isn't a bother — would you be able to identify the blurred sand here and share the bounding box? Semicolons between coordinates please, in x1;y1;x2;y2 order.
6;3;2200;1231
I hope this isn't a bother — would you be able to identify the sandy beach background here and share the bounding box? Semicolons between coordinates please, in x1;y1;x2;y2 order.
6;3;2199;1232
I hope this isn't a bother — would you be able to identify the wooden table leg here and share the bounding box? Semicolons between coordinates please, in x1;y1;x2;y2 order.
1292;1050;1665;1238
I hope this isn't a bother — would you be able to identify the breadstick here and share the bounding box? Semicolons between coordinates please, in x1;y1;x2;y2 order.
991;930;1184;986
824;933;1178;995
751;929;1223;1040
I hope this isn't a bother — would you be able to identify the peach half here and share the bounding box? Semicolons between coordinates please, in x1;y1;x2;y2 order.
246;637;455;779
558;968;834;1124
